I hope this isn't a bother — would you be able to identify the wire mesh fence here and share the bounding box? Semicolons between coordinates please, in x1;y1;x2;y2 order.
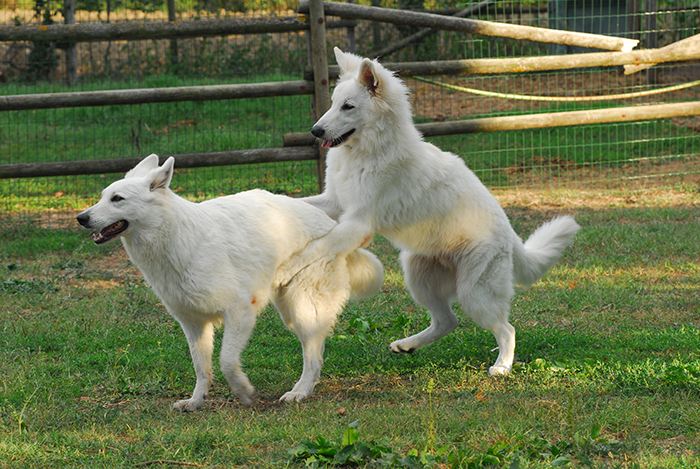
1;0;699;227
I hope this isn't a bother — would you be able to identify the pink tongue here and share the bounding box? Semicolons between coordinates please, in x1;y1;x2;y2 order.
321;140;333;149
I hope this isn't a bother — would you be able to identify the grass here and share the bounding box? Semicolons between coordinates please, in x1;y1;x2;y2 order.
1;187;699;468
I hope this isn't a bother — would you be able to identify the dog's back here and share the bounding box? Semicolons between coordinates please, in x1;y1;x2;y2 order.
122;188;340;316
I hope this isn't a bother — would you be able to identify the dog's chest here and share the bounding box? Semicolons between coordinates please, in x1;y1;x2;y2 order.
328;154;382;213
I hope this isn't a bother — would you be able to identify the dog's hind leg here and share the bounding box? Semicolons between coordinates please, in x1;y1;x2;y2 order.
173;320;215;412
486;321;516;376
390;252;459;354
276;258;349;403
278;326;329;403
220;306;257;407
455;250;516;376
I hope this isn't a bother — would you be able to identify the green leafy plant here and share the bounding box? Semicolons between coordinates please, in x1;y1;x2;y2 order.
288;421;398;468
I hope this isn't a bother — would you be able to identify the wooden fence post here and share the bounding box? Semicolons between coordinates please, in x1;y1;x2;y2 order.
167;0;179;67
63;0;78;85
308;0;331;192
346;0;356;53
371;0;381;52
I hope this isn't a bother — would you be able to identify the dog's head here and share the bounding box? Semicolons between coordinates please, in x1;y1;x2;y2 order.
310;47;411;149
76;154;175;244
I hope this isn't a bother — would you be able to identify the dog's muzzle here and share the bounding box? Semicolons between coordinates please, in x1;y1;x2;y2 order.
311;125;355;149
77;211;129;244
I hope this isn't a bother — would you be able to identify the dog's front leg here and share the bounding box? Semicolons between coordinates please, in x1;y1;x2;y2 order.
276;220;374;286
173;320;215;412
301;193;343;221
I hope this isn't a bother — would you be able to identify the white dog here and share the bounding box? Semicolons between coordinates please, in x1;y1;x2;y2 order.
279;48;580;375
77;154;383;411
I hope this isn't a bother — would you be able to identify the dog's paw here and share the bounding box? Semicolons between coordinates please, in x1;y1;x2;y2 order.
275;261;299;287
172;398;204;412
237;390;255;407
278;390;311;404
488;365;511;376
389;339;416;354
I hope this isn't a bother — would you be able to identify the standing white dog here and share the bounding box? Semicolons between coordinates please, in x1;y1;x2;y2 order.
77;154;383;410
279;48;580;375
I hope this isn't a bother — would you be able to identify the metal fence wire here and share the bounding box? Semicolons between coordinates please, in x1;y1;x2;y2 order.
1;0;699;227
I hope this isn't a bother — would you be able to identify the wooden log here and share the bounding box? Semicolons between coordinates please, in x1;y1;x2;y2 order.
624;33;700;75
304;44;700;81
0;147;318;179
0;80;314;111
416;5;548;16
167;0;179;67
373;0;495;58
308;0;331;191
63;0;79;86
297;0;638;51
416;101;700;136
0;17;356;42
283;101;700;146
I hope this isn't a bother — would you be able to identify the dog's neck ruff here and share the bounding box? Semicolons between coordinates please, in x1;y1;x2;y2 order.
348;116;423;163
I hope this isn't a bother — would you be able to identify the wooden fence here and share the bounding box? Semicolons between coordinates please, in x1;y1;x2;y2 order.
1;0;700;189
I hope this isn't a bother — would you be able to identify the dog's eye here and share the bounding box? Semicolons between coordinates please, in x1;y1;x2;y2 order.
341;103;355;111
111;195;124;203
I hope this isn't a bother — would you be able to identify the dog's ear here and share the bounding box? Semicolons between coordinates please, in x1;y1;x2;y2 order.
359;58;380;97
149;156;175;191
334;47;349;73
126;154;160;179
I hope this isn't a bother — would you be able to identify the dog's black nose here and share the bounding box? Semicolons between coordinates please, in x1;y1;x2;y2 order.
76;212;90;227
310;125;325;138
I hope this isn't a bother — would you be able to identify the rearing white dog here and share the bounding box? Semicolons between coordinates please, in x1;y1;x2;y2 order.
77;154;383;410
279;48;580;375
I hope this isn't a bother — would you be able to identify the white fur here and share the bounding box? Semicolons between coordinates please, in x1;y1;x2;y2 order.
77;154;383;410
278;48;580;375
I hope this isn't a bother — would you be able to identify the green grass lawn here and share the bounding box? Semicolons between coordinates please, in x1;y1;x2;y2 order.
0;188;698;468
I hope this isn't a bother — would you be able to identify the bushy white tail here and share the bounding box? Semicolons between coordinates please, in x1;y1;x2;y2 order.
346;248;384;300
512;216;580;288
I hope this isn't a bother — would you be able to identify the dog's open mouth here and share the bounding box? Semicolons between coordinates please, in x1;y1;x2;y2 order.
321;129;355;148
93;220;128;244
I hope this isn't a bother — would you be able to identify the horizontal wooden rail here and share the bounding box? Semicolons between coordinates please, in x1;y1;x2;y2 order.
283;101;700;146
0;80;314;111
305;39;700;80
624;33;700;75
0;17;355;42
0;147;318;179
297;0;637;51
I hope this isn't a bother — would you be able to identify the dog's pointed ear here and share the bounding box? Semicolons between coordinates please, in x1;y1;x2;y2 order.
359;58;380;96
149;156;175;191
126;153;160;179
334;47;349;72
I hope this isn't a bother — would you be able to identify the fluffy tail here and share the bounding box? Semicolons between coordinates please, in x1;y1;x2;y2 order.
512;216;580;288
346;248;384;300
